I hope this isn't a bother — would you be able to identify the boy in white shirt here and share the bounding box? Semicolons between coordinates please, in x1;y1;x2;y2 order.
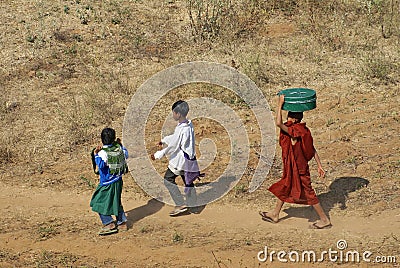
151;100;197;216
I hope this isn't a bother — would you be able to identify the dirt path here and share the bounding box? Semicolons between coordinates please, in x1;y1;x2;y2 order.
1;181;399;267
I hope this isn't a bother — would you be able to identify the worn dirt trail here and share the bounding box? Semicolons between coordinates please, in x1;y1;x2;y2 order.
1;181;399;267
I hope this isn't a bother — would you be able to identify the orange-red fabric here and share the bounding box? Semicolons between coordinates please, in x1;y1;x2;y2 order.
269;121;319;205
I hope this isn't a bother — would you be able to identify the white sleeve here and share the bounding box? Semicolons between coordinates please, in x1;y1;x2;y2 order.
161;134;175;145
154;150;165;159
160;127;182;155
98;150;108;164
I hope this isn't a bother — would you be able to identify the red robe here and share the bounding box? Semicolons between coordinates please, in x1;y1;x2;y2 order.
268;121;319;205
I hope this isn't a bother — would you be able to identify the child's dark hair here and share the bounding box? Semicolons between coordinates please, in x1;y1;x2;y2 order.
172;100;189;117
288;111;303;122
101;128;116;145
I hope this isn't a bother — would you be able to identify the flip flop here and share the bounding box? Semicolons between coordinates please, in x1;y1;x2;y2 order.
310;222;332;229
98;226;118;235
259;211;278;223
169;207;188;216
117;222;128;231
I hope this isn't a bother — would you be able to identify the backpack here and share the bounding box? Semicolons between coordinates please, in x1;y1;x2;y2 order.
91;142;128;175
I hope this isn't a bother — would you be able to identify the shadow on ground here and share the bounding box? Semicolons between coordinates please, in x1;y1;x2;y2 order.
125;197;207;223
281;177;370;222
168;205;207;217
125;199;165;228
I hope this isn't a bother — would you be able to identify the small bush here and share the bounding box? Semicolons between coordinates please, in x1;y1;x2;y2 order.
363;54;396;84
36;222;60;241
186;0;233;41
172;231;184;243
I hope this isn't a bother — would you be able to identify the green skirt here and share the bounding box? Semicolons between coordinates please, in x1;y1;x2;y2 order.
90;179;124;216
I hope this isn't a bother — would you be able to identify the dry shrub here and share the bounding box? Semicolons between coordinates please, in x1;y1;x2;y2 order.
186;0;282;42
299;0;400;50
0;142;13;165
362;0;400;38
299;0;357;51
362;52;399;85
239;54;271;87
0;132;19;166
261;0;299;16
56;67;132;152
0;92;19;165
186;0;233;41
56;93;96;151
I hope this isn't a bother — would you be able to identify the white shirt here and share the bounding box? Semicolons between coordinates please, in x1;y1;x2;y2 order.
154;120;196;174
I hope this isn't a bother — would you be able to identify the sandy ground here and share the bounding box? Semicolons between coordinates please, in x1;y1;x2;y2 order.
1;177;399;267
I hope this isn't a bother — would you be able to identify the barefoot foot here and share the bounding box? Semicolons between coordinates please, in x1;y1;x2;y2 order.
259;211;279;223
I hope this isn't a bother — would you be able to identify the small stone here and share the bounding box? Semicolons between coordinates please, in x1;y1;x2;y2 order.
6;101;18;111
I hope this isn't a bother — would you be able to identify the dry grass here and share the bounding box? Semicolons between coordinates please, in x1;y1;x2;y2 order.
0;0;398;197
0;0;398;193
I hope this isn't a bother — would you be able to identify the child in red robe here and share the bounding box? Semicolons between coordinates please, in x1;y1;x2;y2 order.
259;95;332;229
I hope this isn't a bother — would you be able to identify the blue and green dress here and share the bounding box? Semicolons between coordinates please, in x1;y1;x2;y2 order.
90;142;128;216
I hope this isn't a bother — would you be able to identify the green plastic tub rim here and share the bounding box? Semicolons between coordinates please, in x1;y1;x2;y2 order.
278;88;317;112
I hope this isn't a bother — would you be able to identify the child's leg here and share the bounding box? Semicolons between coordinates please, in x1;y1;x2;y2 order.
273;199;284;217
164;168;185;207
312;203;331;226
99;214;116;227
183;176;197;207
116;210;128;231
97;214;118;235
116;210;127;225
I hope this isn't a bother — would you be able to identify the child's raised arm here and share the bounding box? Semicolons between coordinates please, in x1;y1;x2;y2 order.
276;95;289;133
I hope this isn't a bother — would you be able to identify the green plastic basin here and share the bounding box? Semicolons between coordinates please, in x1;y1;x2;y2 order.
278;88;317;112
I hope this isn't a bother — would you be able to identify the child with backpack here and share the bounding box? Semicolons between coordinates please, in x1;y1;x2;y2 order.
90;128;129;235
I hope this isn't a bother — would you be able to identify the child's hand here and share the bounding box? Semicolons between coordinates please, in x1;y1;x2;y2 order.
318;166;326;178
150;154;155;161
94;144;102;154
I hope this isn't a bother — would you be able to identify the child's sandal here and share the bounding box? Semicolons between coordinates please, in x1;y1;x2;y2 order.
118;222;128;231
98;226;118;235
